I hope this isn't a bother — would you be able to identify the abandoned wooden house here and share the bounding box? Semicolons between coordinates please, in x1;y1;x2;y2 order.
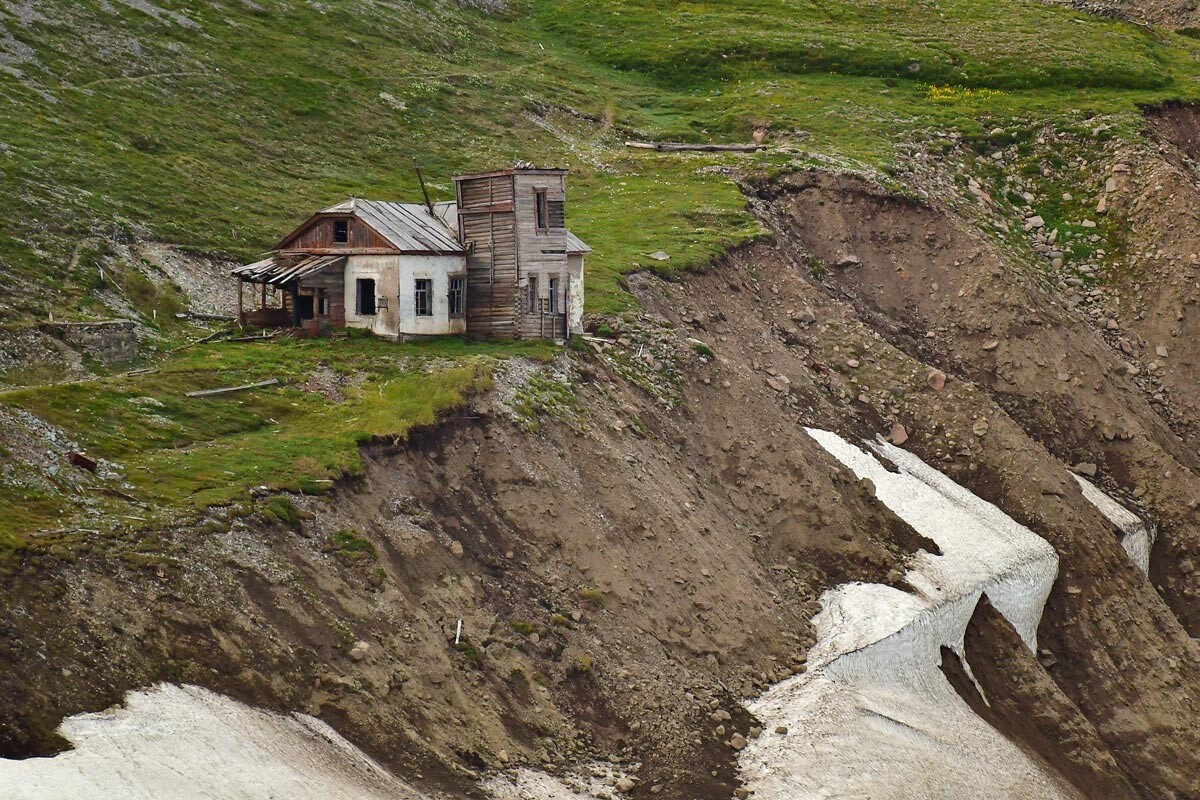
233;167;590;340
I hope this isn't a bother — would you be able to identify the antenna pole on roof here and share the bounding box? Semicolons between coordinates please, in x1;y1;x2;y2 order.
413;158;435;217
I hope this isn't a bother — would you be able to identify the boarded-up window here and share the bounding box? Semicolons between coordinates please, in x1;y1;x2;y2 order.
356;278;376;315
448;276;465;317
548;276;560;313
334;219;349;244
526;276;538;313
547;200;565;229
535;190;549;230
415;278;432;317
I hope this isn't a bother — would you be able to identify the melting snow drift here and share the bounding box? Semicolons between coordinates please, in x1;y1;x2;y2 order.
0;684;425;800
738;429;1077;800
1074;475;1156;575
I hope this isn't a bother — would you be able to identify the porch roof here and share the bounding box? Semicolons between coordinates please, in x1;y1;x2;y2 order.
232;254;346;286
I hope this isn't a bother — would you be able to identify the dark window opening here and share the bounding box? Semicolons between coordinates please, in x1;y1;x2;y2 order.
449;276;466;317
333;219;349;244
535;190;548;230
415;278;432;317
356;278;376;315
317;288;328;316
548;277;560;314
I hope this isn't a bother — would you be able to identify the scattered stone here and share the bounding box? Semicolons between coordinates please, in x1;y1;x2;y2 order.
845;358;860;369
1156;345;1169;358
450;540;465;558
1023;215;1045;231
648;251;670;261
888;423;909;446
1072;462;1098;477
927;369;946;391
729;733;747;750
349;641;370;661
775;725;789;735
835;254;862;268
982;340;1000;351
1081;219;1097;229
792;306;817;325
710;709;732;723
497;749;510;764
616;777;636;793
972;418;990;437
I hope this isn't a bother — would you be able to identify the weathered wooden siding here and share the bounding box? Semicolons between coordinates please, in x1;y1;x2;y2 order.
298;267;346;328
281;216;393;252
456;173;519;338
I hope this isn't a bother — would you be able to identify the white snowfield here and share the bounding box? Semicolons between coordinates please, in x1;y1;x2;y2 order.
0;684;425;800
1074;475;1156;575
738;429;1078;800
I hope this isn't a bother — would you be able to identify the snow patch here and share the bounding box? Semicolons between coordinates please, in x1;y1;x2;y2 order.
484;763;628;800
738;429;1075;800
0;684;424;800
1074;475;1155;574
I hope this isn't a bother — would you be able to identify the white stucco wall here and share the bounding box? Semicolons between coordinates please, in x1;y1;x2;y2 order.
344;255;466;338
396;255;467;336
566;254;585;336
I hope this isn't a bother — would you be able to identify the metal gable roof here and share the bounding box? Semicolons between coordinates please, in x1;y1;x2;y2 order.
315;198;464;254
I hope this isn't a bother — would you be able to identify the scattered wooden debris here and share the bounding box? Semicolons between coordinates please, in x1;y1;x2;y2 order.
185;378;280;398
625;140;766;153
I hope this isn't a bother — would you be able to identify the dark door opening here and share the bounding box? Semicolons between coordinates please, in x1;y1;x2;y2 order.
356;278;376;316
296;294;315;320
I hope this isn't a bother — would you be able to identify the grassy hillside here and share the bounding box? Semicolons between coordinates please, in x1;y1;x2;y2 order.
2;0;1200;327
4;0;1200;552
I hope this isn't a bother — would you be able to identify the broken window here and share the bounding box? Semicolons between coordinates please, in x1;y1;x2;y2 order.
333;219;349;244
548;276;560;314
526;275;538;313
356;278;376;315
535;190;548;231
415;278;432;317
448;276;465;317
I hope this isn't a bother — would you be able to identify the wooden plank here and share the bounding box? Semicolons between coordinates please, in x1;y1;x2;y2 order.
625;140;766;152
185;379;280;398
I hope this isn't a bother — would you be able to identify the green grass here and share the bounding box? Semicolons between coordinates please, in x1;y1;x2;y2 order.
4;0;1200;330
0;336;551;550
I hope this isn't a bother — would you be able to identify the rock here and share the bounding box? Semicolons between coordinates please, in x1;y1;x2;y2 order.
1156;345;1169;358
450;540;465;558
729;733;747;750
845;358;860;369
775;725;789;735
982;340;1000;351
1081;219;1096;228
1106;319;1119;331
972;418;990;437
1023;215;1045;231
349;641;370;661
834;254;862;268
735;789;750;800
710;709;732;722
497;749;510;764
1096;195;1107;214
927;369;946;391
1072;462;1098;477
529;632;540;644
616;777;636;793
888;423;909;446
648;251;670;261
766;376;789;393
1105;176;1118;192
860;477;876;498
791;306;817;325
